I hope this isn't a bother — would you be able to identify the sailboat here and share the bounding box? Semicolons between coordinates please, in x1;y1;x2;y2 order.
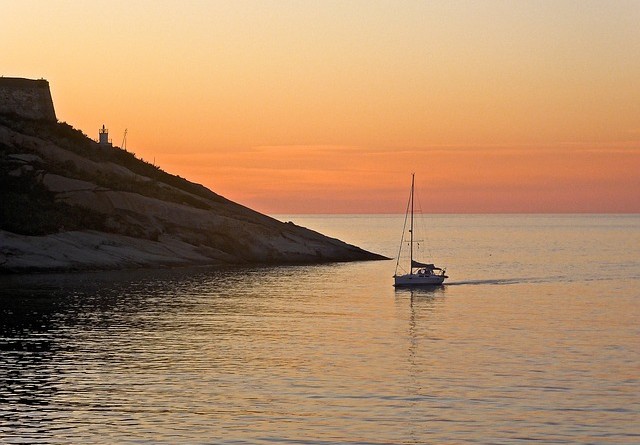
393;174;448;286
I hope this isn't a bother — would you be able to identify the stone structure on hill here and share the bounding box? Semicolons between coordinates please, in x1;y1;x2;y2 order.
0;77;57;122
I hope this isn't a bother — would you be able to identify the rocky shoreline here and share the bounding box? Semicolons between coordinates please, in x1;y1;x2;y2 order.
0;227;382;274
1;113;386;274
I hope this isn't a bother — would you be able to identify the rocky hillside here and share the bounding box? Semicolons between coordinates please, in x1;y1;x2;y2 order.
0;114;385;272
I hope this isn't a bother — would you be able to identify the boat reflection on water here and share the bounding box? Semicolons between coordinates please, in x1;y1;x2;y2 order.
1;213;638;444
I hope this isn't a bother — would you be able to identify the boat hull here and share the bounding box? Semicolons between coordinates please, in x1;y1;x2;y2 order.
393;273;446;287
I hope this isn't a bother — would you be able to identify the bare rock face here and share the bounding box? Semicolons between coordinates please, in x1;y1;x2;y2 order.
0;114;385;273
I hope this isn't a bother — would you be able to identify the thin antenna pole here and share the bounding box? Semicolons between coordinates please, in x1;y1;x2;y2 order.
121;129;127;150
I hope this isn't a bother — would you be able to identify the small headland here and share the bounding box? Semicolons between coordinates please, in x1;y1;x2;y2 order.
0;77;386;273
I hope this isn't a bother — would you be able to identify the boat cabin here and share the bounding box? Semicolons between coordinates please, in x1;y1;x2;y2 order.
416;268;434;276
414;264;445;277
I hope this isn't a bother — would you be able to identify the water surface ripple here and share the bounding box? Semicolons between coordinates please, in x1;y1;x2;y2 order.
1;215;638;443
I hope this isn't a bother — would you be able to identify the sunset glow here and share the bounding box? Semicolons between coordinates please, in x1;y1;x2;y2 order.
3;1;639;213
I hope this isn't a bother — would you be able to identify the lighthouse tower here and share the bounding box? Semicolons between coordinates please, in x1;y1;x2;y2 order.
98;124;112;146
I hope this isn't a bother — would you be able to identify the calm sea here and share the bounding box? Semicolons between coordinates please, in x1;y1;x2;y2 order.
1;215;638;444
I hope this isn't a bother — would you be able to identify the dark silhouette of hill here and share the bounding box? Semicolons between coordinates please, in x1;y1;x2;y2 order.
0;113;385;272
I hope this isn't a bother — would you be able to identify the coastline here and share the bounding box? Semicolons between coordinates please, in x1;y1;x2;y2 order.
0;228;387;275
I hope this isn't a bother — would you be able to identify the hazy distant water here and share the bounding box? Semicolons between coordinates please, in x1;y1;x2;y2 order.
1;215;638;444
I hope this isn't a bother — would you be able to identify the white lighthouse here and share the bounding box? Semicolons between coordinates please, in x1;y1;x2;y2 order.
98;124;112;146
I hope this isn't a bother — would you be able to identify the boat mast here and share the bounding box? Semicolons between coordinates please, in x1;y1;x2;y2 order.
410;173;414;274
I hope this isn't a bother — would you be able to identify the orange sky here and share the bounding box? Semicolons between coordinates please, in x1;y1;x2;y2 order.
3;1;639;213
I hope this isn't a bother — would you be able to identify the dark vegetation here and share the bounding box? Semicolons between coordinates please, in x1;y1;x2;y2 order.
0;113;237;236
0;114;230;210
0;150;107;235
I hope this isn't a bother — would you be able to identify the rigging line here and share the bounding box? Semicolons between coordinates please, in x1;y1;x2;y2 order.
395;175;413;274
413;181;434;259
